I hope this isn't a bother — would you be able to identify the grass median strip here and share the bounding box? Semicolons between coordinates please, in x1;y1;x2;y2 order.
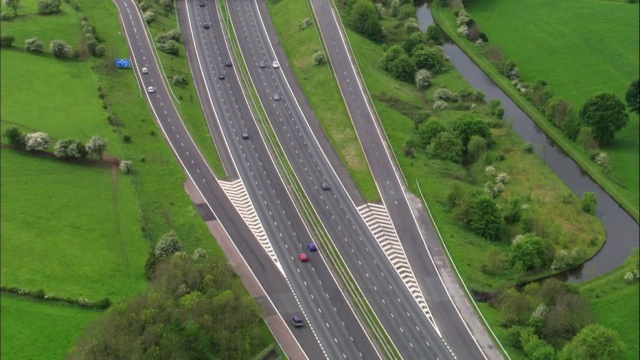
218;1;399;358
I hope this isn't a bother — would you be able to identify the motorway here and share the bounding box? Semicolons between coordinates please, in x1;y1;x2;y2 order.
114;0;380;359
221;0;474;359
178;1;385;359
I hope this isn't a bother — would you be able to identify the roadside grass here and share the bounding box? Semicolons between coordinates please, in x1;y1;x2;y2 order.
579;248;639;360
0;294;102;360
432;1;640;221
0;150;149;301
266;0;380;203
344;27;604;290
139;2;226;178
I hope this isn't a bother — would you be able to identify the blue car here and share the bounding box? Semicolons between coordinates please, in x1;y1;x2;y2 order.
308;243;317;252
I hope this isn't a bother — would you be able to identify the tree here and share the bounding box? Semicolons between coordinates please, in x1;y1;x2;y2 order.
507;233;549;272
49;39;73;59
469;193;503;240
412;47;448;73
558;324;624;360
580;192;597;215
38;0;61;15
349;0;384;42
24;132;51;151
402;32;426;56
397;3;416;20
4;126;24;149
25;38;45;53
418;118;446;148
412;110;430;130
4;0;23;17
86;135;107;159
579;92;629;145
426;25;443;45
453;114;491;150
154;231;182;258
466;135;487;162
381;45;404;72
543;293;595;347
388;53;416;83
427;131;463;163
54;139;75;158
159;39;179;55
312;50;326;65
415;69;432;89
1;34;15;47
498;288;534;327
625;79;639;114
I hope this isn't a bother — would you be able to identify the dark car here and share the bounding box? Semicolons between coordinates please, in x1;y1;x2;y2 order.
259;61;266;68
321;182;330;191
225;60;233;67
308;243;317;252
291;316;304;327
199;1;205;7
218;72;226;80
202;23;210;29
242;131;249;140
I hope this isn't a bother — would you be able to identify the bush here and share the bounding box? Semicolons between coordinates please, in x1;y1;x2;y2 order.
167;28;181;42
171;75;188;87
388;53;416;82
312;50;326;65
4;126;25;149
466;135;487;162
49;39;73;58
427;131;463;163
1;34;15;47
507;233;550;272
434;88;459;102
143;10;156;24
412;47;448;73
580;192;597;215
300;17;312;29
523;142;534;153
38;0;62;15
123;134;132;143
154;230;182;258
25;38;45;53
404;18;419;34
397;4;416;20
119;160;133;173
470;193;503;240
593;152;609;167
158;39;179;55
24;132;51;151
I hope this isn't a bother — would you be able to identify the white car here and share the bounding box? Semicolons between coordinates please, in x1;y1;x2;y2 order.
147;86;156;93
141;67;149;74
272;60;280;68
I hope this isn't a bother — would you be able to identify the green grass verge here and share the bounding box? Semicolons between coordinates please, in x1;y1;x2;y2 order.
266;0;379;203
579;248;639;360
431;2;640;222
0;294;102;360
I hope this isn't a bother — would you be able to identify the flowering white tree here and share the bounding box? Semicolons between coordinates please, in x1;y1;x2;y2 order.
415;69;432;89
54;139;74;158
86;135;107;159
119;160;133;173
24;132;50;151
154;230;182;258
496;172;510;184
433;100;447;111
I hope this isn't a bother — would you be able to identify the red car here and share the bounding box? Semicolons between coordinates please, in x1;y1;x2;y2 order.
298;253;309;262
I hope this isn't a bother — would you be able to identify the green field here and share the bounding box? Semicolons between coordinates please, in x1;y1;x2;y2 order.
267;0;379;202
461;0;640;217
1;294;102;360
0;150;149;300
580;249;640;360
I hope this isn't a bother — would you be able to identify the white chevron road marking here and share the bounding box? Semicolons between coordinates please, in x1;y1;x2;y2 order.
218;179;284;275
357;203;440;336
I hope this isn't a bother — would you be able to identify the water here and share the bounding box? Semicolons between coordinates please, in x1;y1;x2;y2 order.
417;2;638;282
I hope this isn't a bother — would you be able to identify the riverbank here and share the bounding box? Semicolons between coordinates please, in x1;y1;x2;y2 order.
431;1;639;223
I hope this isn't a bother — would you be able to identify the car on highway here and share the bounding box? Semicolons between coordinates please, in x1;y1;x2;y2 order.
259;61;266;68
147;86;156;93
321;181;330;190
202;23;210;29
225;60;233;67
218;72;226;80
273;93;281;101
141;67;149;74
242;131;249;140
298;253;309;262
308;243;317;252
291;316;304;327
199;0;205;6
272;60;280;68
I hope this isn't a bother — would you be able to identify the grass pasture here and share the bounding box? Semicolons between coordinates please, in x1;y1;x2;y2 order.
460;0;640;217
0;150;149;301
579;249;640;360
266;0;379;202
0;294;102;360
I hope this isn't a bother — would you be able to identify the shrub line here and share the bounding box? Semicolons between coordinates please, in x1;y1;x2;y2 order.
1;286;111;310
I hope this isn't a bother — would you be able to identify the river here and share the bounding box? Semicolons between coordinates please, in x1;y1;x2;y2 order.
416;1;638;282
